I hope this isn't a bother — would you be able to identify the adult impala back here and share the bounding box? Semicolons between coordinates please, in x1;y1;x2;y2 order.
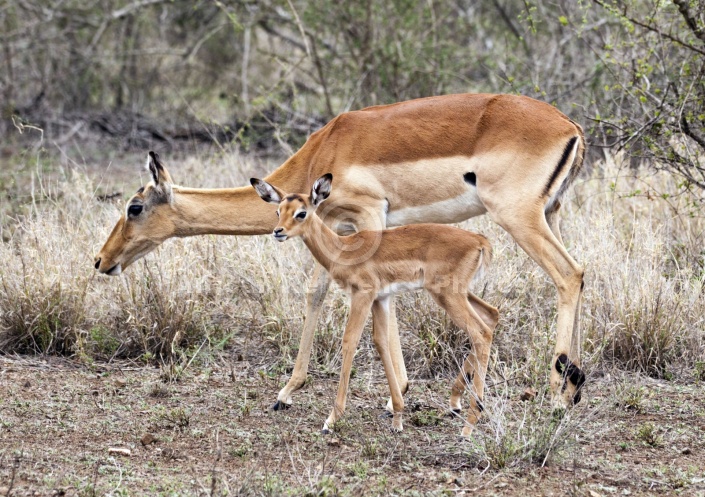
94;93;586;409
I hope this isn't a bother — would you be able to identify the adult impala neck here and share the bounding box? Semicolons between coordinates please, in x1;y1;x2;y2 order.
171;186;277;236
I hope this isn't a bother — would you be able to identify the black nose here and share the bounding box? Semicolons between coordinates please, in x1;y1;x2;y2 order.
94;258;101;270
274;228;283;235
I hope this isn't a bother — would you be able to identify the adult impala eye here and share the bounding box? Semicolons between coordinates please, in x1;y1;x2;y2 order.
128;204;143;217
295;211;307;221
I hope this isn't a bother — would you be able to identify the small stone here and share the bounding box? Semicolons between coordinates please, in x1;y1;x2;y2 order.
681;447;692;455
519;387;537;402
23;380;31;389
114;379;127;388
246;390;257;400
327;437;341;447
141;433;157;446
453;477;465;486
108;447;131;457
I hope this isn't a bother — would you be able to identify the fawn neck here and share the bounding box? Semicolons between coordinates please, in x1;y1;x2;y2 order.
299;212;345;272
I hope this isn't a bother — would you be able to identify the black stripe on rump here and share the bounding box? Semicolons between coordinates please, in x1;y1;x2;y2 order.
544;136;578;196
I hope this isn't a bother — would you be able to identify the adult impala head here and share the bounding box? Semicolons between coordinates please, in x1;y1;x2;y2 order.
94;151;176;275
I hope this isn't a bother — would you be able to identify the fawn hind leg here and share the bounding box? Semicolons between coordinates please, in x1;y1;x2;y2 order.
449;293;499;413
433;291;495;438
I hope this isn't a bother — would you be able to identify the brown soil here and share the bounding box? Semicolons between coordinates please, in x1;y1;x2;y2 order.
1;356;703;496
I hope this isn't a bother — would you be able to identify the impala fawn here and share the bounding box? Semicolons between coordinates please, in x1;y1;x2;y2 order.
251;174;498;437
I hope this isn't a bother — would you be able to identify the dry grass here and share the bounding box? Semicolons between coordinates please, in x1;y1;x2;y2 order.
1;149;704;381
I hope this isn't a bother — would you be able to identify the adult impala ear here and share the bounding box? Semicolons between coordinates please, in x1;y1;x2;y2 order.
146;151;173;200
311;173;332;206
250;178;284;204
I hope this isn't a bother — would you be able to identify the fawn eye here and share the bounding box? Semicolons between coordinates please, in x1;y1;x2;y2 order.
128;204;143;217
295;211;307;221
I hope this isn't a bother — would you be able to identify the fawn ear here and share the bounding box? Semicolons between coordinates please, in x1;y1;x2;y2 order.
147;151;173;186
250;178;284;204
311;173;332;206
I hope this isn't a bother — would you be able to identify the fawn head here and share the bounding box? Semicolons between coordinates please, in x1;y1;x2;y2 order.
250;173;332;241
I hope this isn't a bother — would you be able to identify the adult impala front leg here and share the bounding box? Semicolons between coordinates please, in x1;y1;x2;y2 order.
273;263;331;410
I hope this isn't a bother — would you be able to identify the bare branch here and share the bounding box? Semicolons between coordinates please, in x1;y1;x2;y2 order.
592;0;705;56
110;0;169;20
672;0;705;45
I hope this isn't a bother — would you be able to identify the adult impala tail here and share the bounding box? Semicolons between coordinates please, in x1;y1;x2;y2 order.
95;93;586;411
251;173;499;437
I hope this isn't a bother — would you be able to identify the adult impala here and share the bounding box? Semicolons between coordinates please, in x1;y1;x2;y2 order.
94;93;586;410
251;173;498;436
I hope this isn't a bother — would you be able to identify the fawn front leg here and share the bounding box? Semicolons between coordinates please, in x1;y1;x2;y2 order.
322;292;374;433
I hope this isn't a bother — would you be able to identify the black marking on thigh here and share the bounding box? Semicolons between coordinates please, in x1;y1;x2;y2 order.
463;172;477;186
544;136;578;196
402;383;409;395
475;400;484;412
464;372;474;385
580;280;585;291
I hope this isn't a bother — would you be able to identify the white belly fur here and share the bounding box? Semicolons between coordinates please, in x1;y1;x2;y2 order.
343;157;489;227
386;188;486;226
378;279;424;298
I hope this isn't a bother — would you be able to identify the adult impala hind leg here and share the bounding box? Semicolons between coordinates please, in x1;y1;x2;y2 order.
449;293;499;414
372;298;405;431
322;292;375;434
432;291;495;438
545;200;585;402
274;263;331;410
496;208;585;409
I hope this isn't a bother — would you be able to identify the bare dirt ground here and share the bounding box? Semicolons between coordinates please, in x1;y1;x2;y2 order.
1;355;704;496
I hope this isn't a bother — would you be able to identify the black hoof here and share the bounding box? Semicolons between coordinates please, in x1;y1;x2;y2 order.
321;428;332;435
380;410;393;419
446;409;462;418
271;400;291;411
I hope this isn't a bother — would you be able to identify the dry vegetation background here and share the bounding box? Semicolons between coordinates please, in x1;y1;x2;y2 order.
1;0;705;495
